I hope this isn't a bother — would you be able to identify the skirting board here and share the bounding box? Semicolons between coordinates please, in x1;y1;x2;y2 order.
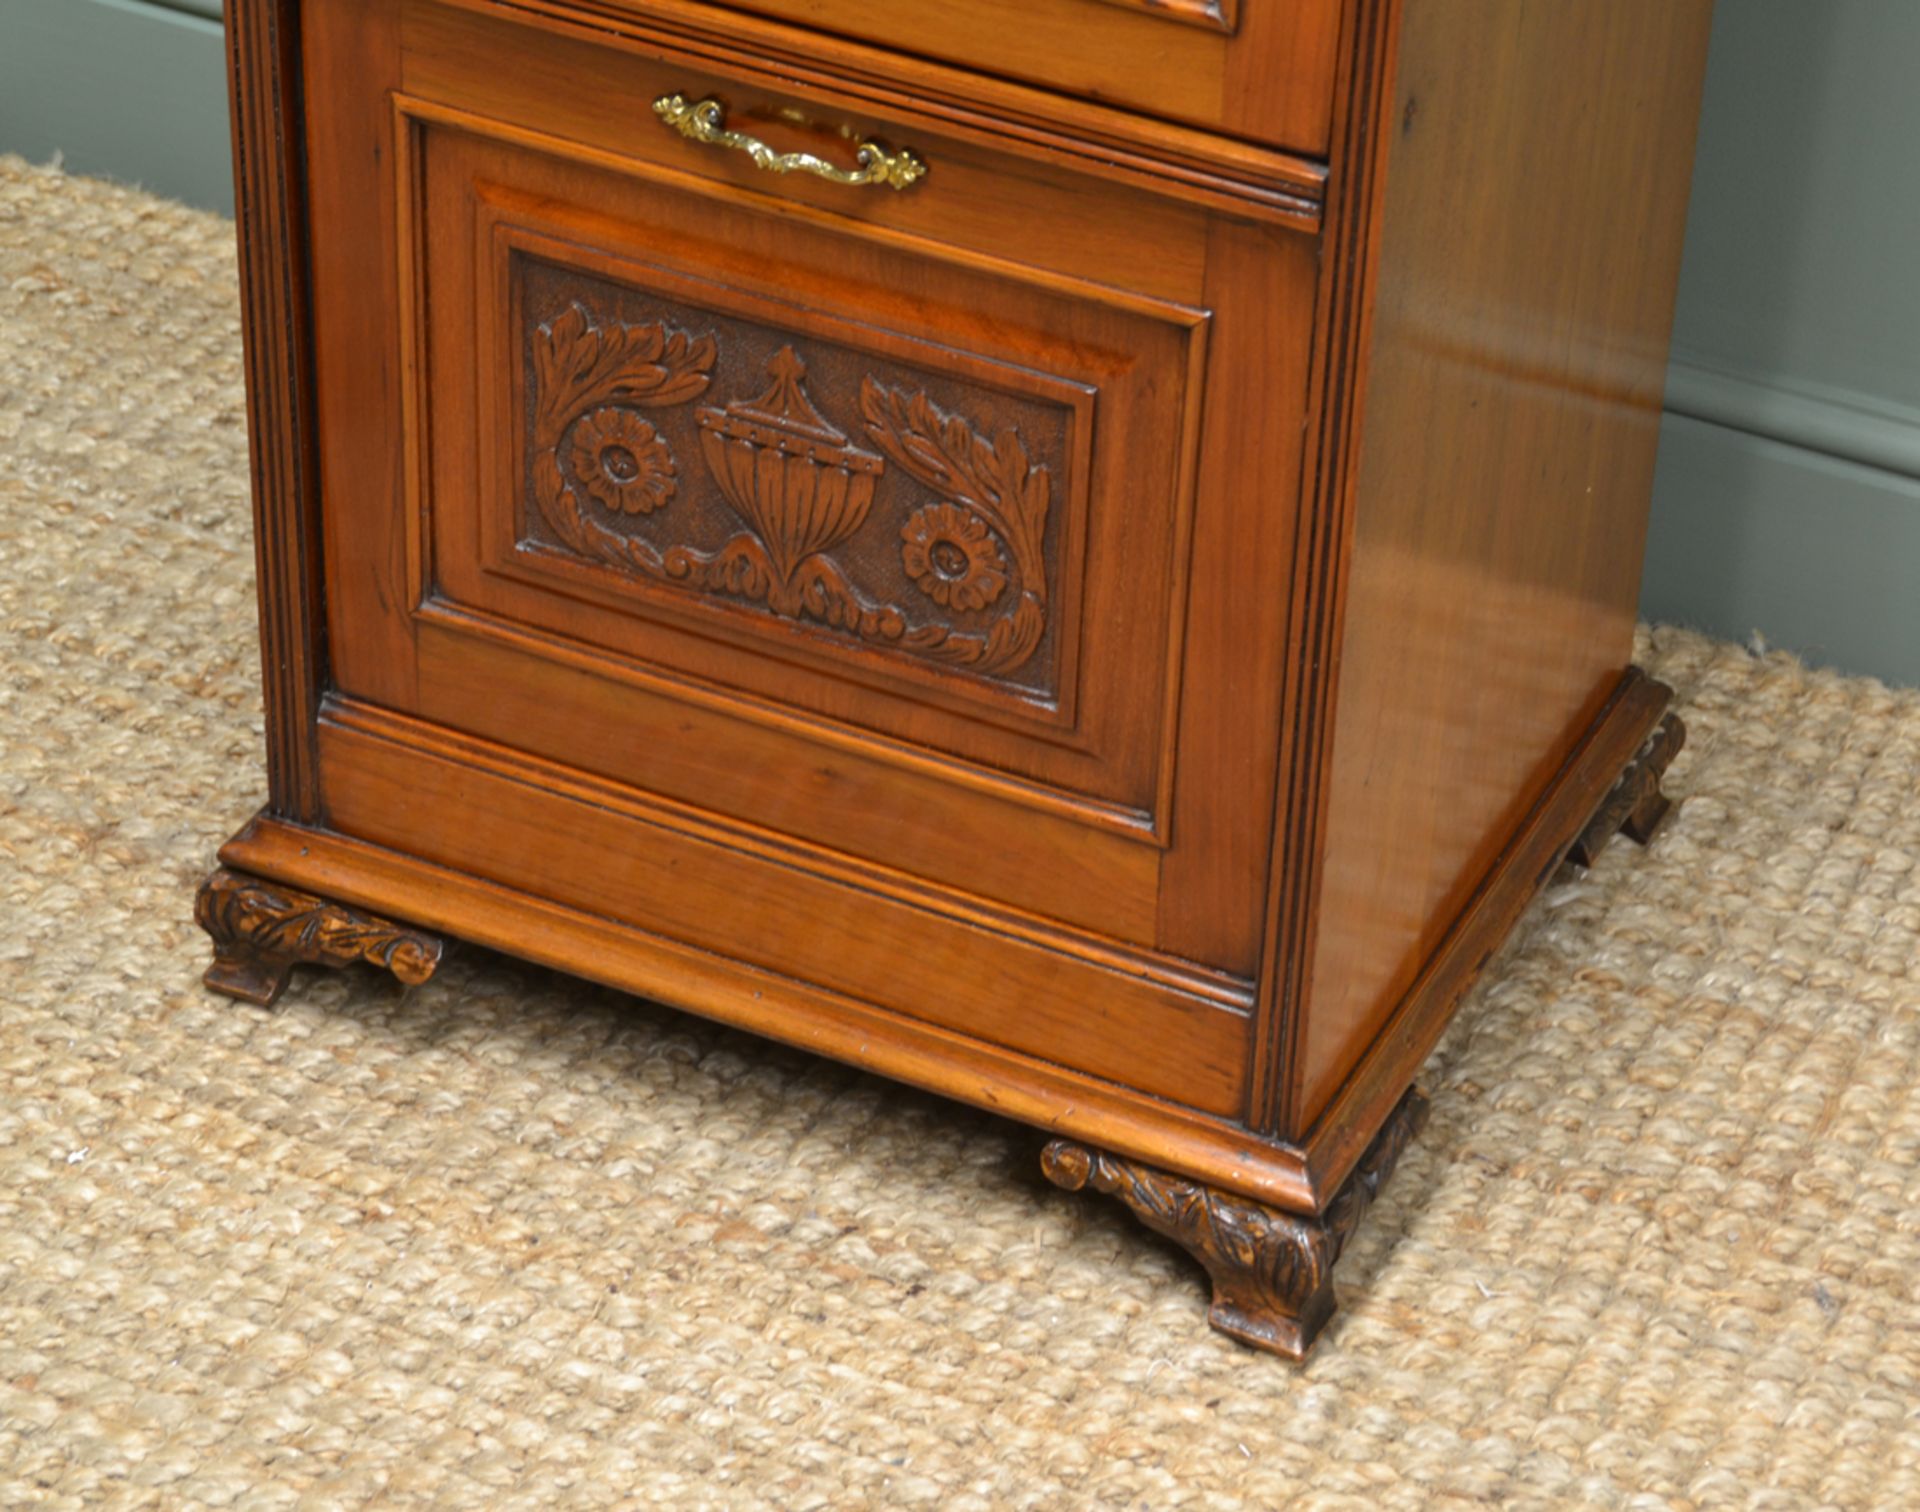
1643;408;1920;687
0;0;233;216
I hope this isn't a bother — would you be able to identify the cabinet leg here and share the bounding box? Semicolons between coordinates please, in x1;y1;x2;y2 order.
1567;712;1686;868
194;867;444;1008
1042;1088;1429;1360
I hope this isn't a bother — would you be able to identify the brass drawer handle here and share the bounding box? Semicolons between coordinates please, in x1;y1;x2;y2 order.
653;94;927;191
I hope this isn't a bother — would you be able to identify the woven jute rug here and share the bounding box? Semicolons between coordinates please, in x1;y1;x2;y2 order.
3;154;1918;1510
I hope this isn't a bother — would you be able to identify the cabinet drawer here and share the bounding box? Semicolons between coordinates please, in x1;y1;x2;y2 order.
579;0;1345;156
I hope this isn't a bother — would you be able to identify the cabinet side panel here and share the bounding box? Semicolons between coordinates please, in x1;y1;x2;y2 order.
1295;0;1713;1129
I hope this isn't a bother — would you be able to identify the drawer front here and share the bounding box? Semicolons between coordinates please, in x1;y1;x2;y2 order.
430;127;1199;843
301;0;1321;1091
583;0;1345;155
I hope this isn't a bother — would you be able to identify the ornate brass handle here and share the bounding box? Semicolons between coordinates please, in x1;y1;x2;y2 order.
653;94;927;191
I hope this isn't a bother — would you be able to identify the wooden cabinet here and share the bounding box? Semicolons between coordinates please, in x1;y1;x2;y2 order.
203;0;1711;1358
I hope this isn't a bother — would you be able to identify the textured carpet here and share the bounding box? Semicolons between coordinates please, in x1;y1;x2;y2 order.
4;153;1919;1510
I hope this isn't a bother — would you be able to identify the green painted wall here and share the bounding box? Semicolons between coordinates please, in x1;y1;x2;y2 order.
4;0;1916;684
0;0;232;216
1644;0;1920;685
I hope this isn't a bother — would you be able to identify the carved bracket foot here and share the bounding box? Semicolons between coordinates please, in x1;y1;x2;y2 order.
1568;710;1686;869
194;868;444;1008
1042;1088;1430;1360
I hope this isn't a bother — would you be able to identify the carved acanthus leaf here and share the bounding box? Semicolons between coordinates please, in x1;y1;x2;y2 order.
532;303;716;434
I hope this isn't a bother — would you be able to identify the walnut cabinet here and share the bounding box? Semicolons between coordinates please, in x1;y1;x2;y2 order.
201;0;1711;1357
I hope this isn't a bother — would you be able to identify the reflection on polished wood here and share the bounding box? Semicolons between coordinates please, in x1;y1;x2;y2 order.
1281;0;1716;1141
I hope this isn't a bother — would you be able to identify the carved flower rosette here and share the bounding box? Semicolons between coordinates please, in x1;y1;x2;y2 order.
569;408;677;515
858;380;1050;676
529;301;717;578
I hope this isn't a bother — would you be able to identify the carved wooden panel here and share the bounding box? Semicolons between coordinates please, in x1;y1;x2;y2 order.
410;116;1220;894
517;256;1074;701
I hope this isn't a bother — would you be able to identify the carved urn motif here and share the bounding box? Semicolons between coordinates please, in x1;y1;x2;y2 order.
695;345;886;584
